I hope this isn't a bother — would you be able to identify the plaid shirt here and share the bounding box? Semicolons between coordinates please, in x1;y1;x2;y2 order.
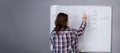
50;21;87;53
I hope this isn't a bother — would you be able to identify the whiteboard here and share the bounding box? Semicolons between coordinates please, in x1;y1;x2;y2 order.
50;5;111;52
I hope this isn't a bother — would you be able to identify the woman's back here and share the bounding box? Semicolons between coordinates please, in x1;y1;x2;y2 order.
50;26;85;53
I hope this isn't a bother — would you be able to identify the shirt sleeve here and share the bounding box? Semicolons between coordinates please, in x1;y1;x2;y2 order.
72;21;87;36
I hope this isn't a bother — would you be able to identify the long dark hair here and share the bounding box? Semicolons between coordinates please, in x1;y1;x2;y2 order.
54;13;68;34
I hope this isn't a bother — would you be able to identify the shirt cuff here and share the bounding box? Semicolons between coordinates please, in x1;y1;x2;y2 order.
82;21;86;24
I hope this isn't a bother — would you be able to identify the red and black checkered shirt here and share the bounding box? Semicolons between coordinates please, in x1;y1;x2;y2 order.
50;21;87;53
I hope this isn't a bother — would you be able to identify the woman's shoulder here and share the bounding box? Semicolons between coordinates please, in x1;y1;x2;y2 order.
50;26;76;33
67;26;76;31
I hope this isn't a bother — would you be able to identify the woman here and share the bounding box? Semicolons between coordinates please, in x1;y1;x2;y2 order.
50;13;87;53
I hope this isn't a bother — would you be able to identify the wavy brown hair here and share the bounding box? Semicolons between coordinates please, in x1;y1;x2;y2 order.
54;13;68;34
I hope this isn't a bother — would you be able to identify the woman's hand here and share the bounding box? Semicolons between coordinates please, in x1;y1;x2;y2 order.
82;14;87;22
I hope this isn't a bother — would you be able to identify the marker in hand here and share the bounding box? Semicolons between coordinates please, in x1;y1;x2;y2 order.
82;13;87;22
